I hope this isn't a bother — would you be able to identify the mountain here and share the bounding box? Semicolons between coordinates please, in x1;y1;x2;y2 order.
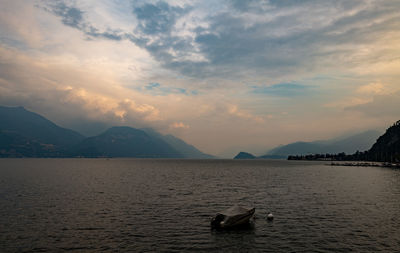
0;106;84;147
265;130;381;157
0;106;212;158
142;128;214;159
0;130;59;157
258;154;287;159
234;152;256;159
367;121;400;162
0;106;85;156
266;142;324;157
70;126;184;158
287;120;400;163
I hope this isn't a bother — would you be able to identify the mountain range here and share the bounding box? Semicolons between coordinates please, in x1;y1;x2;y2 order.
266;130;381;156
0;106;212;158
234;130;381;159
2;105;395;161
287;120;400;163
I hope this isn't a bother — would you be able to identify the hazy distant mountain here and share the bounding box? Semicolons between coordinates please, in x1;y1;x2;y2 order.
287;121;400;163
266;142;324;157
258;154;287;159
70;126;184;158
265;130;381;156
142;128;214;159
232;152;286;159
234;152;256;159
0;106;84;157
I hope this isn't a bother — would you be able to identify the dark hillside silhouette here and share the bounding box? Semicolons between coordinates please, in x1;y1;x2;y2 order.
288;120;400;163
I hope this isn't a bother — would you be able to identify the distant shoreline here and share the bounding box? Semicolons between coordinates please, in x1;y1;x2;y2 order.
328;161;400;169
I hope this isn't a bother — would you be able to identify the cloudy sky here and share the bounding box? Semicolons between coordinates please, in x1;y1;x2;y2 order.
1;0;399;157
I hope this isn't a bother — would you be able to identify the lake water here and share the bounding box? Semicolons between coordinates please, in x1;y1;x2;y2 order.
1;159;400;252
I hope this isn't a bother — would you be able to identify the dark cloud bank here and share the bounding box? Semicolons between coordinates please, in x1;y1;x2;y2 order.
41;0;400;81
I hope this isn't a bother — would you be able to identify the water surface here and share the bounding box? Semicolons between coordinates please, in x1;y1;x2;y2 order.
1;159;400;252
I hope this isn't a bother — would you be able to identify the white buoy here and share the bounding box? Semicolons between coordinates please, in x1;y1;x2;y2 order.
267;212;274;221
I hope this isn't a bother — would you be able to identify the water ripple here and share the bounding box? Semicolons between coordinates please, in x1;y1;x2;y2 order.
1;159;400;252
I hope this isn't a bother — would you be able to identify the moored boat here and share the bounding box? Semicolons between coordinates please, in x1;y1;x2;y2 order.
211;205;255;228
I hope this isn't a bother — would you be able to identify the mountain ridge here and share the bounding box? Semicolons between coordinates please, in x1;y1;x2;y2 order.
0;106;213;158
233;130;381;159
142;128;214;159
265;130;381;156
367;120;400;162
70;126;184;158
287;120;400;163
0;106;84;148
234;152;256;159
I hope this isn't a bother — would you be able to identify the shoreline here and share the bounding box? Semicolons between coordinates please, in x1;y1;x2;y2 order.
329;161;400;168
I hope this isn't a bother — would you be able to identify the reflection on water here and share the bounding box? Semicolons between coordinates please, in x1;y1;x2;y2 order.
211;222;256;251
0;159;400;252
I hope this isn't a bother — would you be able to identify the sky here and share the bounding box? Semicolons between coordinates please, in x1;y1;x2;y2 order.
0;0;400;157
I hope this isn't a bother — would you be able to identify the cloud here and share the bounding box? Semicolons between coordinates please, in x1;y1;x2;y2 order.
346;91;400;118
1;0;400;156
42;0;124;41
227;104;264;123
0;1;43;47
133;1;190;35
134;82;191;96
356;82;391;95
251;83;310;97
127;1;205;72
0;46;161;133
170;122;189;129
192;1;400;78
228;0;267;12
324;81;398;109
48;1;84;28
37;0;400;82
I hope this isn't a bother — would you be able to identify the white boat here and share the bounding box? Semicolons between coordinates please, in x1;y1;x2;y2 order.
211;205;255;228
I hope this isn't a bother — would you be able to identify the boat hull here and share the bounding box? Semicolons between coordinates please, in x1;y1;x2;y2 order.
211;206;255;228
